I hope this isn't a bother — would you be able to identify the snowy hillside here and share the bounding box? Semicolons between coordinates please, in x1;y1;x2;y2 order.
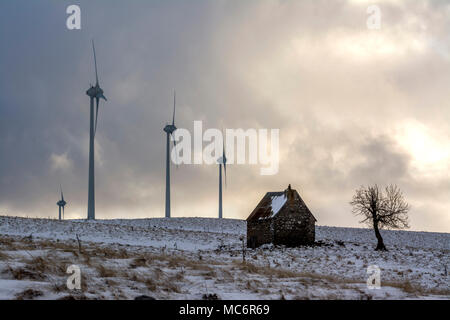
0;216;448;300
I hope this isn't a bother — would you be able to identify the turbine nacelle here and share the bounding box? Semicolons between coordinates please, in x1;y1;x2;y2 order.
164;124;177;134
57;200;67;207
217;156;227;164
86;84;106;100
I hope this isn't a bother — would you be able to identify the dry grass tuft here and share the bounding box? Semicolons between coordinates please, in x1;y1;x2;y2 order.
26;255;67;276
199;270;216;279
94;247;130;259
145;278;158;291
130;256;147;268
233;260;298;278
58;294;88;300
0;250;10;260
6;265;45;281
169;272;185;282
15;288;43;300
164;282;181;293
96;264;117;278
0;236;14;246
382;280;450;296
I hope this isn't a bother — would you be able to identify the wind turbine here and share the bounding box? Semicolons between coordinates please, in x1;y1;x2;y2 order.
86;40;107;220
217;133;227;219
57;186;67;221
163;91;177;218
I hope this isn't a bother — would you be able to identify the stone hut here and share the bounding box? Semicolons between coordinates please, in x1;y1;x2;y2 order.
246;185;317;248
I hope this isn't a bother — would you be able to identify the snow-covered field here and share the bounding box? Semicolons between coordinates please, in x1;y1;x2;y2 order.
0;216;448;300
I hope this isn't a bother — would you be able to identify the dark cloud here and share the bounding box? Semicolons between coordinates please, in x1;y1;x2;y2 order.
0;0;448;232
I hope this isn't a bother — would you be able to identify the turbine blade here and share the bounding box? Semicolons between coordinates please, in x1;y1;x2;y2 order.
62;205;65;220
92;40;99;85
60;184;64;202
94;97;99;136
101;94;107;101
172;91;176;126
221;127;227;159
171;133;179;168
222;130;227;187
223;162;227;187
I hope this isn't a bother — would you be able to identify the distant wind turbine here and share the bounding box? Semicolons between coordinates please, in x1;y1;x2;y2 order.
86;40;107;220
163;91;178;218
217;133;227;219
57;186;67;221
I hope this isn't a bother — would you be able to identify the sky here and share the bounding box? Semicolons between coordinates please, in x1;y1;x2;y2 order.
0;0;449;232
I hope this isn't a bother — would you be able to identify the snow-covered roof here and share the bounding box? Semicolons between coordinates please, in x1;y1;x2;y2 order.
268;194;287;218
246;187;317;222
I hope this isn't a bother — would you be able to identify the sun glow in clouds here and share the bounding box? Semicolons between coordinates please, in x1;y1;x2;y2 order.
395;120;450;174
332;31;426;61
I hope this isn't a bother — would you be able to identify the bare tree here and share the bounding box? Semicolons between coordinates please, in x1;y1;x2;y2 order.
350;184;410;251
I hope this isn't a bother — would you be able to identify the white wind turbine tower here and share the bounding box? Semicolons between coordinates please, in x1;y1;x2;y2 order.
217;133;227;219
86;41;107;220
163;91;178;218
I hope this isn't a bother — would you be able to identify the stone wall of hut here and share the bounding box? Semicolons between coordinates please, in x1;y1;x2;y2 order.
273;206;315;246
247;206;315;248
247;219;274;248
